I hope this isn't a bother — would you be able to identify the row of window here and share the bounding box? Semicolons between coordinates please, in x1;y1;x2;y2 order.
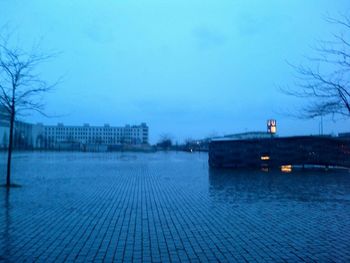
45;135;143;140
45;127;147;132
45;137;146;144
45;131;144;136
45;132;135;136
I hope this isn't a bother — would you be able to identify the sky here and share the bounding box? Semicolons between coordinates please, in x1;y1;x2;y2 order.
1;0;350;143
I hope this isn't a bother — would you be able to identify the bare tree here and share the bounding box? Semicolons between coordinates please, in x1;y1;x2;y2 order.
157;133;173;150
283;15;350;119
0;35;57;187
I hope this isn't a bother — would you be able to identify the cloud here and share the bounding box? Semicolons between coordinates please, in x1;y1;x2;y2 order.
192;26;227;49
84;22;116;44
236;13;290;38
237;16;262;37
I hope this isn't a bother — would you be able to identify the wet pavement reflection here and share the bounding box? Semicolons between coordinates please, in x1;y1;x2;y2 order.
209;168;350;203
0;152;349;262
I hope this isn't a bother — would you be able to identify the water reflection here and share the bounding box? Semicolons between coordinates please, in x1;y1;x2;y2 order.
208;168;350;204
1;188;11;260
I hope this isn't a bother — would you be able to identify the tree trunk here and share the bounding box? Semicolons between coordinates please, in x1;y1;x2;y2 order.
6;113;15;187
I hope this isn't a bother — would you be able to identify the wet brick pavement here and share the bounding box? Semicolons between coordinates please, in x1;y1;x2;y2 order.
0;152;350;262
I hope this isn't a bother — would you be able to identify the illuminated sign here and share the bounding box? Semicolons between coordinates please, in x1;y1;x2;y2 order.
267;119;277;134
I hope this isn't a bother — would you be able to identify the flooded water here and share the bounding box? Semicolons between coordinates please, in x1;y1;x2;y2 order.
0;151;349;262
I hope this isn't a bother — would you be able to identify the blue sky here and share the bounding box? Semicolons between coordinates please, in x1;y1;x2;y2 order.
1;0;350;143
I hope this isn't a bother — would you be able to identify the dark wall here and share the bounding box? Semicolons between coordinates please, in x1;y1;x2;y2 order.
209;136;350;168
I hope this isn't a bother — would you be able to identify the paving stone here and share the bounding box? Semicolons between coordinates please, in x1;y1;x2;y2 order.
0;152;349;262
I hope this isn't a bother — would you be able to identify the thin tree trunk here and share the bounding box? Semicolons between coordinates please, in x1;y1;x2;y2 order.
6;113;15;187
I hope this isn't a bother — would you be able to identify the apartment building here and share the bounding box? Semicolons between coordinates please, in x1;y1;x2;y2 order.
0;105;149;149
39;122;149;146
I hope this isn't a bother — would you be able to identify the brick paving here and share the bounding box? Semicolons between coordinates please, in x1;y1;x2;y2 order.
0;152;350;262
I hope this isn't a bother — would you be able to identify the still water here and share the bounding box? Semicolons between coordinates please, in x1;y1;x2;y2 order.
0;152;349;262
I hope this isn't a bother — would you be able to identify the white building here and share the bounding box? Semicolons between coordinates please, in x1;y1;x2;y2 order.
35;122;149;148
0;105;149;149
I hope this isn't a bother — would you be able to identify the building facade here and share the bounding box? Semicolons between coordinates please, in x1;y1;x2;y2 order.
0;106;34;149
0;108;9;149
36;122;149;148
0;105;149;150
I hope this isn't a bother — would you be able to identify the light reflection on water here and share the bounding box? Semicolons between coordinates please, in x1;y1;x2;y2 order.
209;167;350;204
0;151;349;202
0;152;349;261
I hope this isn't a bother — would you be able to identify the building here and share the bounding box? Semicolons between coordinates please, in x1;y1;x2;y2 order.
209;135;350;169
0;107;9;149
338;132;350;139
36;122;149;148
0;105;149;150
0;107;34;149
211;132;273;142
